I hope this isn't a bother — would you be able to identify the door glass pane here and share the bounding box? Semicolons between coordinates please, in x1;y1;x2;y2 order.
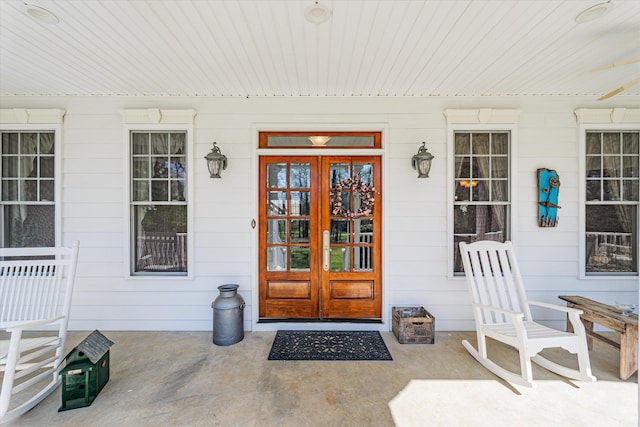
267;163;287;188
290;219;309;243
330;219;350;243
330;164;350;186
354;163;373;186
290;164;310;188
267;247;287;271
267;191;287;215
355;219;373;243
290;191;309;215
330;247;349;272
267;219;287;243
353;247;373;271
290;246;310;270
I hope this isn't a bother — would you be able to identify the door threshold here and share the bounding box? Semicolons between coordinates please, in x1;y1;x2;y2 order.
258;318;382;324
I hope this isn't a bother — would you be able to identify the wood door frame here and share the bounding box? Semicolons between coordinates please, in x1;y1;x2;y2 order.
257;154;382;322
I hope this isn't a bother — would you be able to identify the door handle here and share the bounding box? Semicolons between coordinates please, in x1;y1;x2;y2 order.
323;230;330;271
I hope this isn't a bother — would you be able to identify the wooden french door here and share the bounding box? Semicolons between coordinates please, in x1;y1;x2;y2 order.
259;155;382;320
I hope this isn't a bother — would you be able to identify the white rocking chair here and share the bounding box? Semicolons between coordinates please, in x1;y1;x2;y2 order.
459;240;595;388
0;241;80;424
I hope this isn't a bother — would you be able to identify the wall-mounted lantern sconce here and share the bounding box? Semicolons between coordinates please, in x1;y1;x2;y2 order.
204;142;227;178
411;142;434;178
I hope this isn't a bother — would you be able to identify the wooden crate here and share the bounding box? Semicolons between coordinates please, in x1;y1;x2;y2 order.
392;306;435;344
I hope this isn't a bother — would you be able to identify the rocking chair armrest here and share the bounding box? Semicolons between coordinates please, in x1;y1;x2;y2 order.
528;300;584;316
1;315;65;333
472;303;525;319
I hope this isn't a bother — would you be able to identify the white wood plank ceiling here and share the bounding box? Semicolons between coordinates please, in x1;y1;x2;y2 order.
0;0;639;99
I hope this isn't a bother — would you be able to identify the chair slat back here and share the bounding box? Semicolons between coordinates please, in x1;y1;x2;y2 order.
459;240;531;324
0;242;79;323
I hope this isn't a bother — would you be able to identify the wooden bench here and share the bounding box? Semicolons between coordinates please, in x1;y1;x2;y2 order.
559;295;638;380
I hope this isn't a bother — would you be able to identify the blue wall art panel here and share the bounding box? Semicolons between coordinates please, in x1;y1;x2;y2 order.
537;168;560;227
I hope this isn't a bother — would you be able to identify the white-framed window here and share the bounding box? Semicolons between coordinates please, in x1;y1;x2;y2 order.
121;109;195;277
576;109;639;278
0;110;64;248
583;129;638;276
445;109;520;277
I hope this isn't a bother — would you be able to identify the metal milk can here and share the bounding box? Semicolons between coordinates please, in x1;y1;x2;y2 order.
211;284;245;346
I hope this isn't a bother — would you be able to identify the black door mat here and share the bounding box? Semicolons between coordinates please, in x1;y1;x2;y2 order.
268;330;392;361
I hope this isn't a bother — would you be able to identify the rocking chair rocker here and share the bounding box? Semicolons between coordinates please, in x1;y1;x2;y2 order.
0;241;80;424
459;240;596;388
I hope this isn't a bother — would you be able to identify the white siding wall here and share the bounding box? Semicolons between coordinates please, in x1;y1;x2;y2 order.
0;96;637;331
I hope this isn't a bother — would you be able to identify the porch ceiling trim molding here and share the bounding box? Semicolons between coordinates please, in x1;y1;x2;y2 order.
443;108;521;124
574;108;640;124
119;108;197;124
0;108;65;124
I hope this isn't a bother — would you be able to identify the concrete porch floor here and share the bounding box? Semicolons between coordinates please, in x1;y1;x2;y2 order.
7;330;637;427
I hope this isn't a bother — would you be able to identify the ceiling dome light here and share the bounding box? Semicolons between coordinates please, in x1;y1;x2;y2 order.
305;2;332;24
575;1;613;24
21;3;60;24
308;136;331;146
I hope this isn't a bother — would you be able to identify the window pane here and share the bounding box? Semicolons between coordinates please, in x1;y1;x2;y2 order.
586;133;601;154
2;133;18;154
41;180;54;201
170;158;186;178
455;133;470;153
491;180;508;201
586;180;601;201
623;180;639;202
603;156;620;177
492;157;508;178
623;156;639;178
623;133;639;154
492;134;508;154
133;181;149;201
151;133;168;155
455;182;471;201
151;181;168;201
132;133;149;155
3;204;54;248
602;133;620;154
2;157;18;178
453;205;509;273
602;180;620;201
170;180;185;201
473;180;490;201
455;157;470;179
153;157;169;178
473;157;489;179
586;205;637;273
472;133;489;154
133;158;149;178
134;205;187;273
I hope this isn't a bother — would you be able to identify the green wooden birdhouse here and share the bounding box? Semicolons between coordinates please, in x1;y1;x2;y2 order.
59;330;114;412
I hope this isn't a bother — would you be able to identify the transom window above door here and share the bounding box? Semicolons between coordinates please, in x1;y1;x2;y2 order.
259;132;381;148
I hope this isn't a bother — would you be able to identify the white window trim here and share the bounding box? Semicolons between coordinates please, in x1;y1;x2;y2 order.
121;109;196;279
575;108;640;279
444;109;520;278
0;109;65;246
